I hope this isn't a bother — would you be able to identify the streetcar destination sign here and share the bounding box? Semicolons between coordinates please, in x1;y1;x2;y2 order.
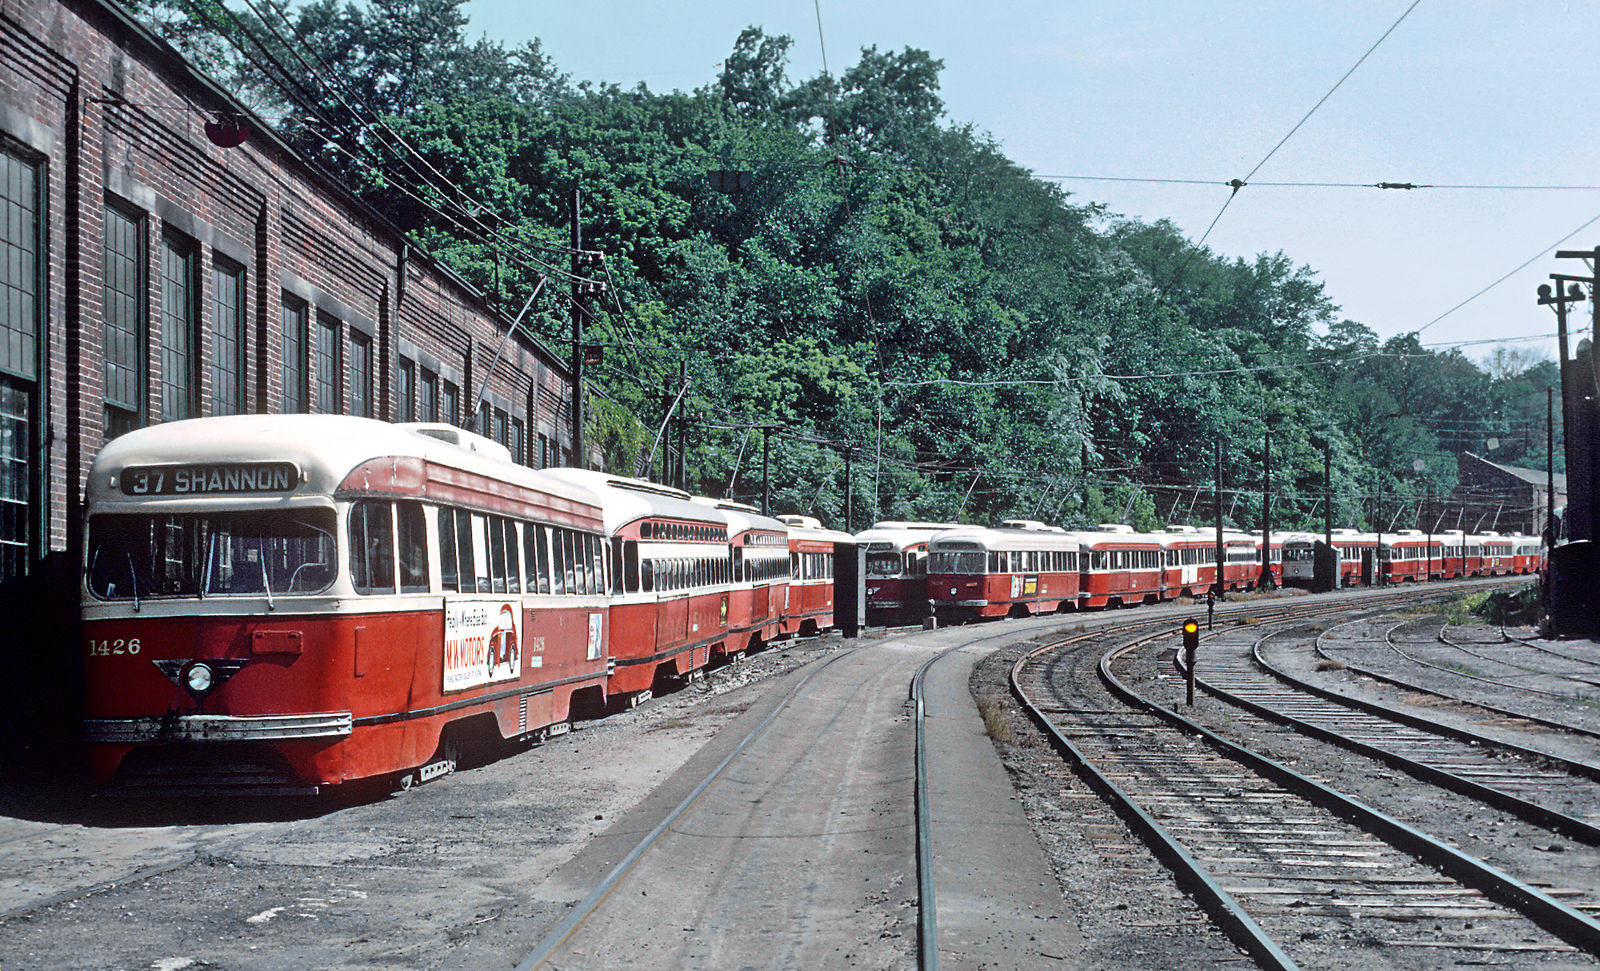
120;462;299;496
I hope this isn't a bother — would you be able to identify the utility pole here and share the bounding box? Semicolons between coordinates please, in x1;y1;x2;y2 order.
1258;423;1274;589
675;361;689;491
1323;440;1333;546
1214;437;1224;599
1544;261;1592;540
844;446;854;532
762;426;772;516
1547;385;1557;546
569;186;584;469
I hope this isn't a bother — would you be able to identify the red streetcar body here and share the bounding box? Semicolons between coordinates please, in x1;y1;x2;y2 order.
777;515;854;636
704;500;789;655
1075;525;1164;608
1378;530;1440;582
82;416;611;794
1157;526;1225;598
547;471;738;697
856;521;960;622
927;521;1081;620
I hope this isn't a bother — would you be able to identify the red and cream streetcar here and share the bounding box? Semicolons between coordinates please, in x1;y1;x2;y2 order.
777;514;854;636
545;470;730;705
855;521;961;622
926;520;1081;620
1074;524;1164;608
696;498;790;656
82;415;611;794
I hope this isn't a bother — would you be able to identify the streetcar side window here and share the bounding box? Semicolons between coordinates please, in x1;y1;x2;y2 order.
488;515;508;593
551;530;567;595
438;506;459;591
454;510;477;592
349;500;396;596
567;532;581;593
591;535;606;594
469;514;492;593
397;502;430;593
505;521;524;595
535;525;552;594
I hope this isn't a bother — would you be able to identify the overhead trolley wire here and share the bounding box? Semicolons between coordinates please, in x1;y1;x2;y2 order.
1184;0;1425;260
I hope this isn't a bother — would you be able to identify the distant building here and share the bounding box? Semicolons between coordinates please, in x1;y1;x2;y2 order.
1443;453;1565;539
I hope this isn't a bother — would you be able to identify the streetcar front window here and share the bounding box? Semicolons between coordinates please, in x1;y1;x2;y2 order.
927;551;984;574
87;510;337;600
865;553;902;577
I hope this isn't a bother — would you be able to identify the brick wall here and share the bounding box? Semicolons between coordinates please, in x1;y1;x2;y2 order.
0;0;585;738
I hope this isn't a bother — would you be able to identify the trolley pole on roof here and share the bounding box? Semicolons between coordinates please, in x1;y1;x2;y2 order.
676;360;688;490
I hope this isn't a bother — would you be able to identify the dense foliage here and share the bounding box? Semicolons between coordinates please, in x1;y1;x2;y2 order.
129;0;1563;533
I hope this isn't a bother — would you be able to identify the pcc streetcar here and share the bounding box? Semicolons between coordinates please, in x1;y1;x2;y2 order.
778;514;855;636
82;415;611;794
855;521;961;622
926;520;1081;620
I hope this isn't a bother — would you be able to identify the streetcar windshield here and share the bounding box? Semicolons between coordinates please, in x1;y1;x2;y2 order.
87;510;338;600
865;553;904;577
927;551;984;574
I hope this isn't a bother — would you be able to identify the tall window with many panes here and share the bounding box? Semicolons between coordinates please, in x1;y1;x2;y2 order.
280;297;307;413
349;330;372;418
0;146;41;582
159;233;198;422
315;311;340;414
396;358;414;423
103;204;145;439
210;260;245;416
418;368;438;423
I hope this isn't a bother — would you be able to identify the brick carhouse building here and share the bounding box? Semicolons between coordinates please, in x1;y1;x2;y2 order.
1;0;582;749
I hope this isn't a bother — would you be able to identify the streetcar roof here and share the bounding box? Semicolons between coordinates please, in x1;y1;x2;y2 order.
778;514;855;544
929;526;1082;552
854;523;962;548
543;469;732;534
84;415;602;516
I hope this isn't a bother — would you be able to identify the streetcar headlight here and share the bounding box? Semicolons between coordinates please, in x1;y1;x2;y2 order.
184;662;215;694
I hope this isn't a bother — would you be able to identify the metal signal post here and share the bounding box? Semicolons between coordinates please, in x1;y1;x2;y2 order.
1182;618;1200;706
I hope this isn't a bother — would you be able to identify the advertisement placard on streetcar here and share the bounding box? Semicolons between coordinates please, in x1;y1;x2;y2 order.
443;597;522;691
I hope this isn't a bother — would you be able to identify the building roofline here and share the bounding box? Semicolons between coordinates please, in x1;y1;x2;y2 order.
74;0;573;382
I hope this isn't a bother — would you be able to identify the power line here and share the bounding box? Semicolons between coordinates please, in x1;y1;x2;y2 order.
1189;0;1424;255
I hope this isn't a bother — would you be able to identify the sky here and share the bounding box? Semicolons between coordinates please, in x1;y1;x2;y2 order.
465;0;1600;366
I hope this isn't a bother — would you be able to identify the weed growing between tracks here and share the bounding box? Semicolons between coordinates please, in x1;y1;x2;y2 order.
974;685;1020;746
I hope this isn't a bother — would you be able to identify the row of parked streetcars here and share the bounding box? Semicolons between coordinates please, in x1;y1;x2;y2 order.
78;415;1541;794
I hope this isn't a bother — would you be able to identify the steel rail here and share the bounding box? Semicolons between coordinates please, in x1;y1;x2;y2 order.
1437;622;1600;689
1381;617;1570;699
1182;622;1600;844
909;647;955;971
514;647;858;971
1095;613;1600;955
1010;627;1299;971
1314;619;1600;740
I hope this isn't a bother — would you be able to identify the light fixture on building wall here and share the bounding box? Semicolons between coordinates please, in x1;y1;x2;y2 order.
205;116;249;148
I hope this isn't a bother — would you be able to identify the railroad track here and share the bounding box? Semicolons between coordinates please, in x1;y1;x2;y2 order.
1316;616;1600;739
1190;619;1600;843
1012;601;1600;969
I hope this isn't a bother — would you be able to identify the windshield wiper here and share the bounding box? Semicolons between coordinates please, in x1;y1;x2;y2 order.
259;538;275;610
127;553;140;613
